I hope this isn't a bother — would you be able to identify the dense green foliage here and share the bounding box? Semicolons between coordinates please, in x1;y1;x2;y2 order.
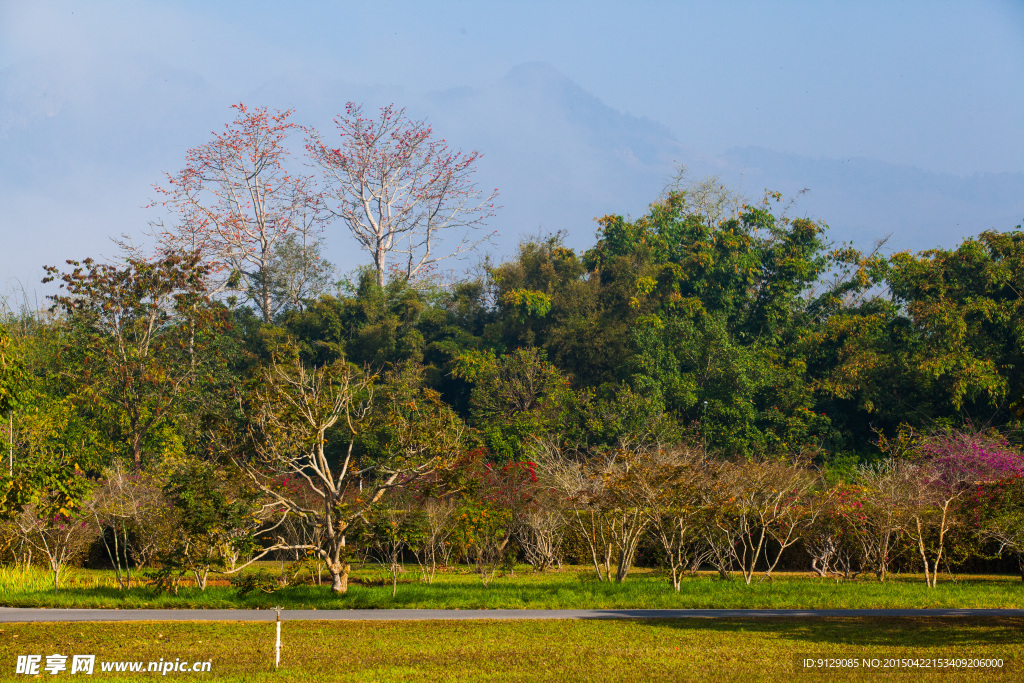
3;179;1024;592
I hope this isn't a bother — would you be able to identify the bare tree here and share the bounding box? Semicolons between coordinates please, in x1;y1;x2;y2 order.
660;165;746;228
983;499;1024;582
628;446;711;590
86;462;169;589
853;458;912;582
514;488;568;573
308;102;498;286
13;505;94;594
706;458;816;585
412;496;458;583
535;443;646;582
534;440;615;581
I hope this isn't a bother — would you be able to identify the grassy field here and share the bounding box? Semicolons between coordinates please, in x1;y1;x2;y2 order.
1;617;1022;681
2;564;1023;611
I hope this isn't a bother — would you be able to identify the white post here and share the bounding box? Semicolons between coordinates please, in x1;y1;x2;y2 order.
275;607;282;670
8;411;12;477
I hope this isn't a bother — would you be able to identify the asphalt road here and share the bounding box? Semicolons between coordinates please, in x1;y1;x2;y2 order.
3;608;1024;622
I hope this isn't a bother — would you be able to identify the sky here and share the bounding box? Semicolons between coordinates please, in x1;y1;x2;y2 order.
4;0;1022;174
1;0;1023;299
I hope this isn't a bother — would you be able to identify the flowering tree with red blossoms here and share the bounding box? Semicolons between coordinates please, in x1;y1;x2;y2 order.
154;104;323;322
308;103;498;287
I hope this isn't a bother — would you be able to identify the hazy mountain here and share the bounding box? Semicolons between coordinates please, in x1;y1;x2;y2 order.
2;55;1022;299
708;147;1024;252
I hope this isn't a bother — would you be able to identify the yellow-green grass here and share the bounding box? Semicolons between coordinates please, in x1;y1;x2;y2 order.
2;564;1024;610
1;618;1023;681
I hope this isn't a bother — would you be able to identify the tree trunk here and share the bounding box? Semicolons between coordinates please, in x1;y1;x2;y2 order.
330;562;350;593
811;557;828;578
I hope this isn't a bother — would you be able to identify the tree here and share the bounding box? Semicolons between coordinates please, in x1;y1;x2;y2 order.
450;456;539;585
154;104;324;322
86;462;169;590
358;488;426;596
537;442;646;583
975;475;1024;581
705;457;817;584
884;230;1024;419
242;358;466;593
0;323;28;482
902;429;1024;587
6;456;94;594
585;191;835;457
410;494;459;583
804;485;867;579
308;102;498;286
853;458;913;581
513;485;568;573
152;460;279;592
266;233;336;314
626;446;711;590
454;347;575;462
44;253;227;471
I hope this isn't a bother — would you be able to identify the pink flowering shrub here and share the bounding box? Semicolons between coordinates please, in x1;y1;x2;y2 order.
919;429;1024;491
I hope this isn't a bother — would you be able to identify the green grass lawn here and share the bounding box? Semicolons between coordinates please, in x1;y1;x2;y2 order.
1;617;1022;681
2;564;1024;610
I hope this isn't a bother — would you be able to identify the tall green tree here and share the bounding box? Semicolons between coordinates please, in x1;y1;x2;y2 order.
44;252;231;470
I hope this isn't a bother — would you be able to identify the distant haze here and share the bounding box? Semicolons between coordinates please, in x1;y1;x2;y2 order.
2;1;1022;300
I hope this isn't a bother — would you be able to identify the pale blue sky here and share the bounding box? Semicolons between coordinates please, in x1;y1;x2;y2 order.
3;0;1022;174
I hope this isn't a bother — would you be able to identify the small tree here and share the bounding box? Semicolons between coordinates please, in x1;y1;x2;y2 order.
359;488;426;596
454;498;512;587
7;461;94;594
602;452;653;583
86;462;169;589
536;441;615;581
308;103;498;286
975;476;1024;581
412;495;459;583
453;458;536;586
905;429;1024;587
804;485;866;580
514;487;568;573
705;457;816;585
628;446;710;590
152;460;277;592
853;459;912;582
